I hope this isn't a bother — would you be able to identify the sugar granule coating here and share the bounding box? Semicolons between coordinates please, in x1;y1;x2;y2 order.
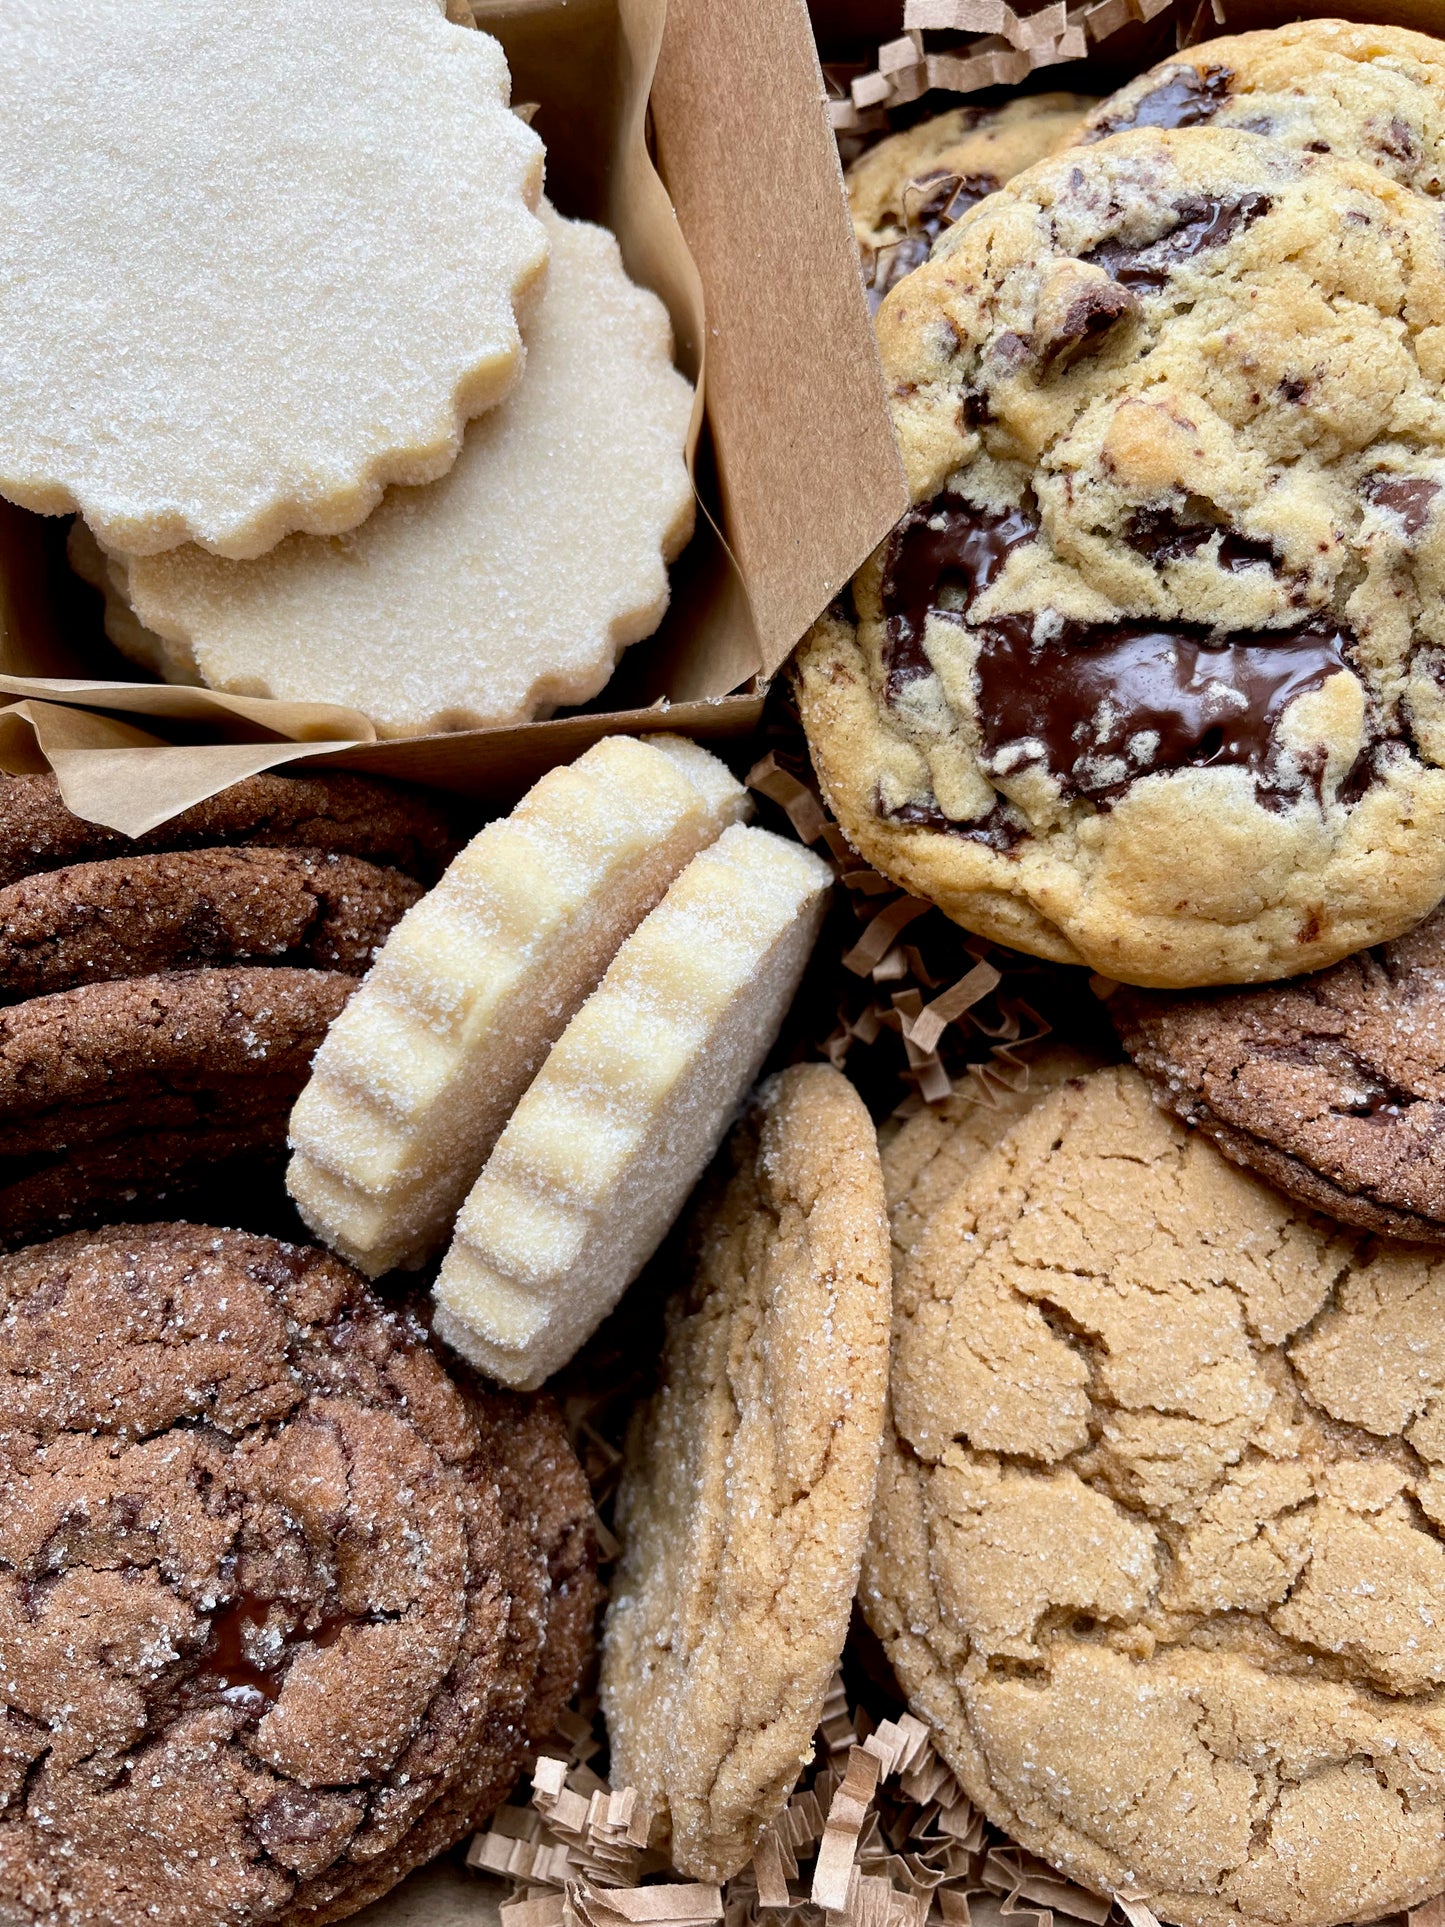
1114;900;1445;1243
865;1063;1445;1927
0;848;421;1001
288;735;747;1277
601;1065;891;1882
0;0;546;559
0;1222;595;1927
114;205;695;736
796;124;1445;987
432;823;832;1388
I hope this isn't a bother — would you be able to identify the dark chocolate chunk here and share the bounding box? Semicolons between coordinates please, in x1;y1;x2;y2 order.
881;494;1039;698
1086;64;1233;136
868;169;1002;310
1125;508;1279;572
1364;474;1440;537
1086;193;1272;291
881;794;1028;850
1036;275;1139;367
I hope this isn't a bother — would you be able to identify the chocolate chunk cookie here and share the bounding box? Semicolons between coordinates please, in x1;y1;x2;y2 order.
0;968;355;1247
1079;20;1445;194
0;848;420;1002
601;1067;891;1881
0;1222;595;1927
1113;902;1445;1242
847;93;1097;309
0;770;459;890
865;1064;1445;1927
796;126;1445;986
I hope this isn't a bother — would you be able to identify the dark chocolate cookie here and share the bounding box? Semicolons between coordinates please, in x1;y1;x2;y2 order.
0;968;355;1247
1113;904;1445;1241
0;1222;595;1927
0;770;459;890
0;848;421;1002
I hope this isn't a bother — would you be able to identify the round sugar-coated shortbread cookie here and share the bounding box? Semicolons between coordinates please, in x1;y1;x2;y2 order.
0;0;547;559
865;1063;1445;1927
601;1066;891;1881
110;205;695;736
1078;19;1445;194
0;770;459;889
1113;901;1445;1243
0;848;420;1002
847;93;1098;307
0;1221;594;1927
796;127;1445;987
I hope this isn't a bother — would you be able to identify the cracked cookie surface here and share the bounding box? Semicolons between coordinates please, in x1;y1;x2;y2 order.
863;1064;1445;1927
0;1222;595;1927
1113;901;1445;1242
600;1066;890;1881
796;125;1445;986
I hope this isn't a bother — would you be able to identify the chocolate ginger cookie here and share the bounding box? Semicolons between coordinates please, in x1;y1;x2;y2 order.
601;1066;890;1880
1113;902;1445;1243
0;1221;595;1927
796;125;1445;986
0;967;354;1247
865;1064;1445;1927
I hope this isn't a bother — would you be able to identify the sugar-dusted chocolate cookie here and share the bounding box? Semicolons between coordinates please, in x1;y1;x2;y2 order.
847;92;1097;308
865;1064;1445;1927
1112;903;1445;1243
0;770;459;889
1078;19;1445;194
0;848;420;1002
601;1066;890;1880
0;1221;594;1927
797;126;1445;987
0;967;355;1247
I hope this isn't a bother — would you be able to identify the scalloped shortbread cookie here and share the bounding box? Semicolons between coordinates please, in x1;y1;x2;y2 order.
67;521;198;685
288;734;746;1277
433;825;831;1388
0;0;546;558
112;206;695;735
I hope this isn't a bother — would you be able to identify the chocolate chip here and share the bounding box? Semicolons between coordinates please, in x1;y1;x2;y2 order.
881;494;1039;699
1086;64;1233;136
1085;193;1273;290
1363;474;1440;538
880;794;1028;851
1035;272;1139;368
1125;508;1278;573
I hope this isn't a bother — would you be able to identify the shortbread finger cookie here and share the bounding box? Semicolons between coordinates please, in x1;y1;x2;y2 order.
865;1064;1445;1927
0;770;459;888
433;825;832;1388
847;93;1096;307
602;1066;890;1881
67;519;198;684
1079;20;1445;194
0;848;420;1001
289;736;746;1277
797;128;1445;987
0;0;546;559
113;205;695;736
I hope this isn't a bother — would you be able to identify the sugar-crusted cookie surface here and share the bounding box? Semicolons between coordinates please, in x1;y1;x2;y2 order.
0;0;546;559
0;1222;595;1927
1114;903;1445;1242
798;126;1445;986
113;206;694;735
601;1066;891;1881
865;1063;1445;1927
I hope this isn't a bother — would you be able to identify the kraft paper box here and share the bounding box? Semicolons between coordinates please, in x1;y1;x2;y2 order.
0;0;908;833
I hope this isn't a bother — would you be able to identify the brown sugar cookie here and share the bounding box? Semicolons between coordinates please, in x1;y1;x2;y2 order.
0;770;459;890
0;1221;594;1927
0;848;421;1002
601;1065;890;1881
865;1064;1445;1927
0;967;355;1247
1112;904;1445;1243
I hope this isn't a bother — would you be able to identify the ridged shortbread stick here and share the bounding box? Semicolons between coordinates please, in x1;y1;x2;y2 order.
432;824;832;1388
287;735;746;1276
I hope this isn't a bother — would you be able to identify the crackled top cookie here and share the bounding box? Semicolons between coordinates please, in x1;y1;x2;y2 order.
847;93;1097;307
0;0;546;558
601;1066;890;1881
1079;19;1445;194
797;126;1445;987
112;205;695;736
0;1222;595;1927
864;1064;1445;1927
1114;902;1445;1243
